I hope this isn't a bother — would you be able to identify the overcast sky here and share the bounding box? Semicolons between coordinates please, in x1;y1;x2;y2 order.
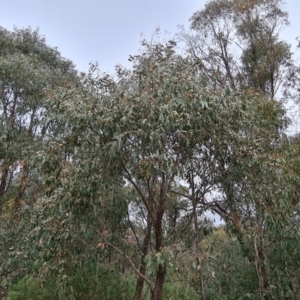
1;0;201;73
2;0;299;74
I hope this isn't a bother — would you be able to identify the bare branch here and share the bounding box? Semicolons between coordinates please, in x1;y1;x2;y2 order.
105;241;154;291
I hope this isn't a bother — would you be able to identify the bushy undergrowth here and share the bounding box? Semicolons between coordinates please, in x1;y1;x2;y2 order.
7;276;55;300
162;283;198;300
7;261;202;300
7;262;134;300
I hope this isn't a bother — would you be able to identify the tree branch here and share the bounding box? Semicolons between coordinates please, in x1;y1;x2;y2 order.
123;165;155;223
105;241;154;291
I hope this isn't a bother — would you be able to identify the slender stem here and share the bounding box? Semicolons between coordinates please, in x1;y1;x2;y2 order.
105;241;154;291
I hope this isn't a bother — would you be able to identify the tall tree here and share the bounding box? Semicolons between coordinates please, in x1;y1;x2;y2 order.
183;0;292;99
0;27;78;295
0;27;77;211
42;37;292;299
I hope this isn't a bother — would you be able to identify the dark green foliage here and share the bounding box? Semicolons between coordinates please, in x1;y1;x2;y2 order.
8;277;53;300
7;263;135;300
162;283;198;300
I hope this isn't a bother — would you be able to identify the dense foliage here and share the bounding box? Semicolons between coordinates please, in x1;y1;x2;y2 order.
1;1;300;299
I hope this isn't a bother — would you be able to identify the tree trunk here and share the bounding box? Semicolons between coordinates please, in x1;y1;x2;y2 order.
151;264;166;300
15;162;29;211
189;170;207;300
199;267;206;300
151;205;166;300
254;235;269;300
193;196;207;300
134;219;152;300
0;160;10;212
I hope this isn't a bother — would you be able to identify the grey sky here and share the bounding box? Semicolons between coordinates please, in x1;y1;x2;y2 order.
1;0;202;72
1;0;299;74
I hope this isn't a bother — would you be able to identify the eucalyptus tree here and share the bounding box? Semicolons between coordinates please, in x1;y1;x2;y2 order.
0;26;77;211
182;0;293;99
176;1;300;297
45;40;212;300
0;26;78;296
39;33;295;299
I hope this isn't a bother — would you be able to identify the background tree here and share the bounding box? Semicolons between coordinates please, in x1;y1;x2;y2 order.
0;26;77;210
183;0;292;99
0;26;77;296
